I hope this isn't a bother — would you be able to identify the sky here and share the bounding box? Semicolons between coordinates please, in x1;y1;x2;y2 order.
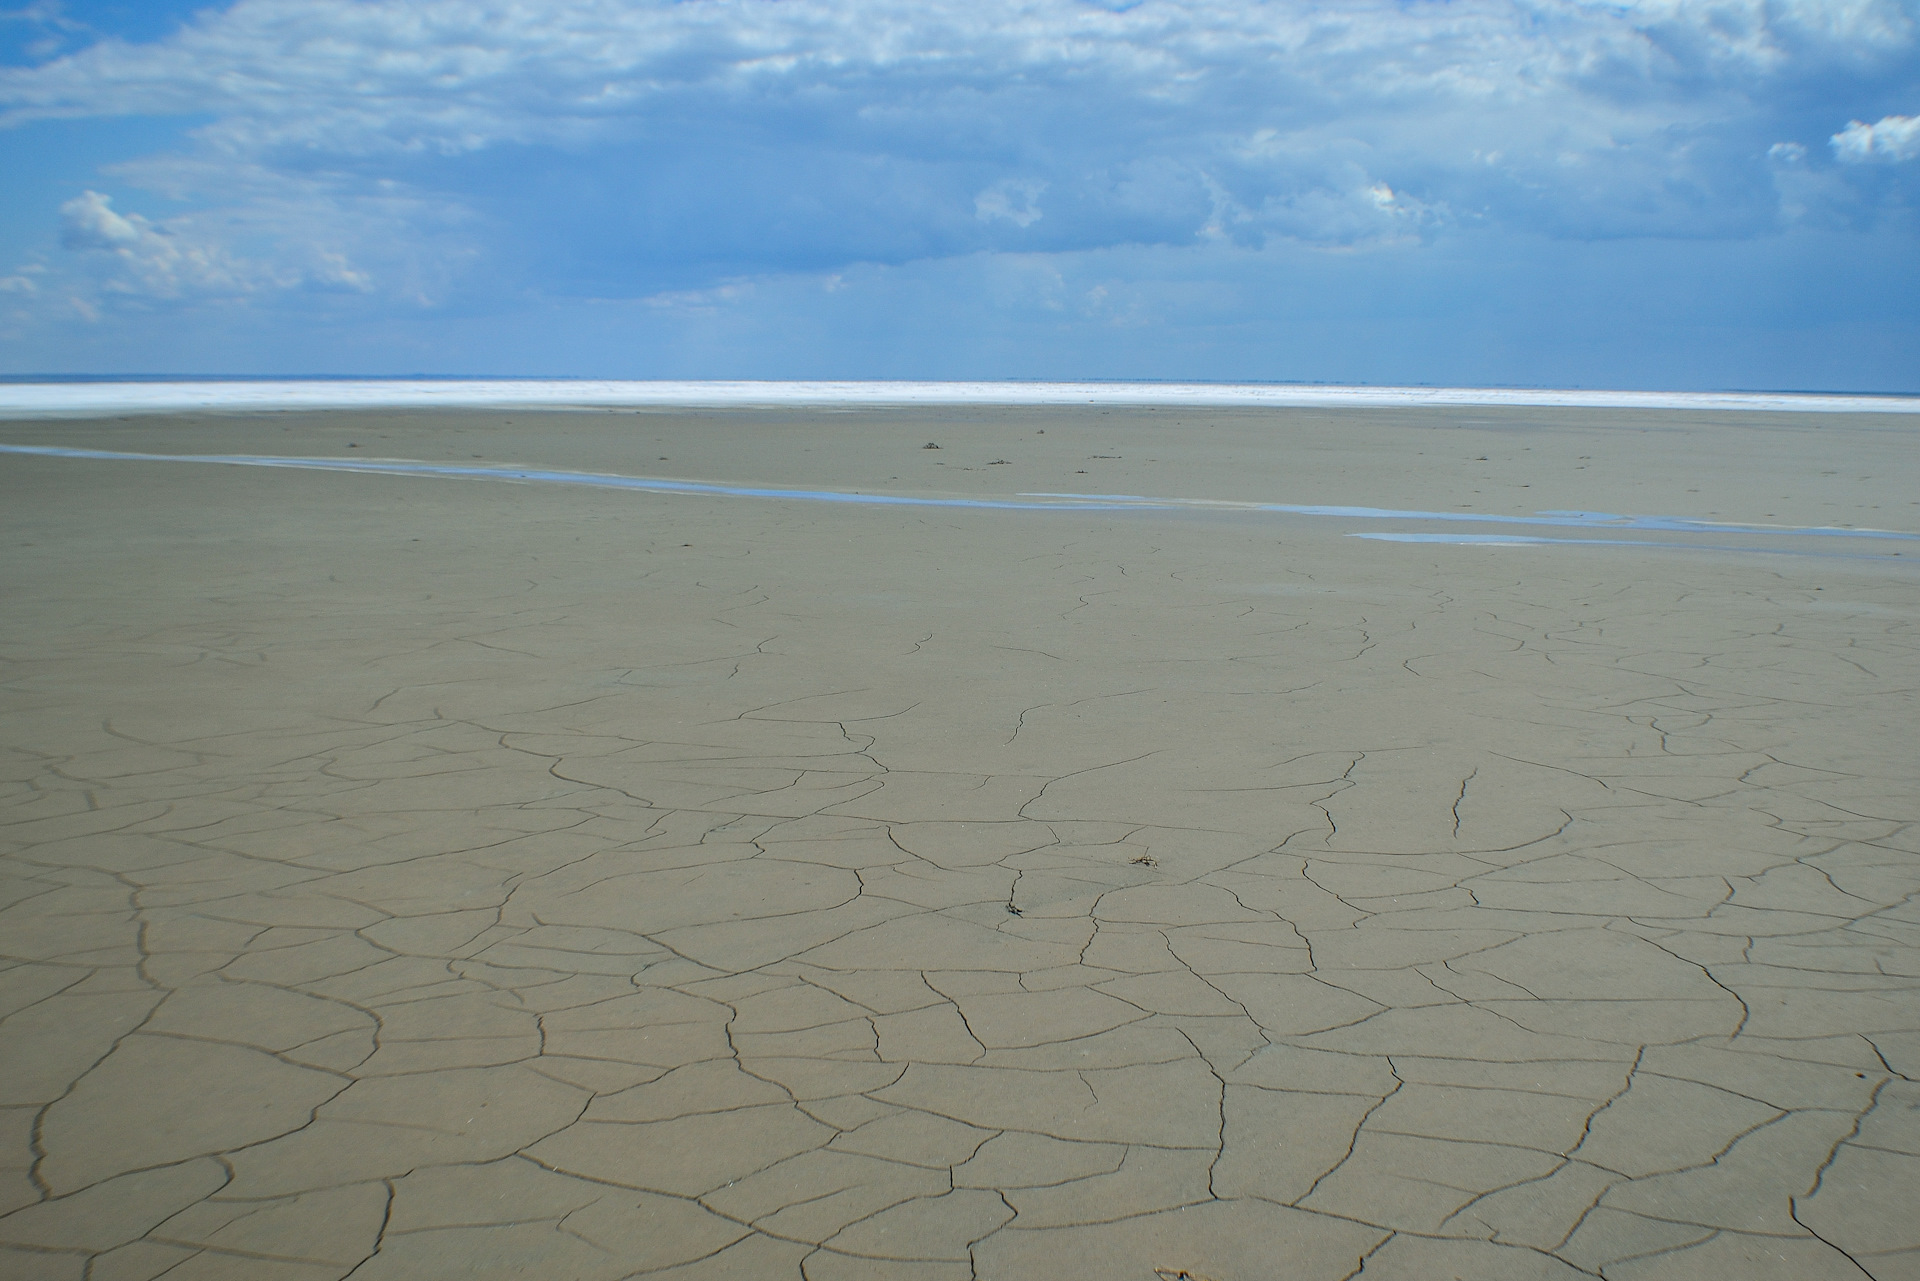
0;0;1916;389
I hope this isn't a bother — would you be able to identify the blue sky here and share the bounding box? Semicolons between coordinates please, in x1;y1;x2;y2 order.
1;0;1916;389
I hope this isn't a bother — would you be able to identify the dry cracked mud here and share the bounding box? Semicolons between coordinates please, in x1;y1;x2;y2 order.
2;405;1917;1280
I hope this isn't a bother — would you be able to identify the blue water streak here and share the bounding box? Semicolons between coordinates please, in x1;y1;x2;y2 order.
4;445;1914;550
0;444;1164;512
1019;493;1918;541
1350;532;1908;561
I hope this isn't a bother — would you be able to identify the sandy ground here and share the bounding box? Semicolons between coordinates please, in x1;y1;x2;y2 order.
1;404;1917;1281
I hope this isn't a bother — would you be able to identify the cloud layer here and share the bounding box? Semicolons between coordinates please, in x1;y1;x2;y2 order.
1;0;1916;380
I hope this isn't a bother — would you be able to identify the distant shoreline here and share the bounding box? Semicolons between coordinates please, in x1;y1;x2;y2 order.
3;379;1919;417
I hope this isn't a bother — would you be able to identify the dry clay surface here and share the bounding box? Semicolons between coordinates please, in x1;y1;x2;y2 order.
1;406;1917;1281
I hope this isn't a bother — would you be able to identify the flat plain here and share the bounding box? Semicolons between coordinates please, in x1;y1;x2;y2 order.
2;403;1917;1280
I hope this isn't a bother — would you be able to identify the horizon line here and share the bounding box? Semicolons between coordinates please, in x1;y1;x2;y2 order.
3;378;1918;417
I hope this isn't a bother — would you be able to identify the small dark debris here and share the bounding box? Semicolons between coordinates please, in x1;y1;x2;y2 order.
1005;902;1022;916
987;459;1010;465
923;442;941;449
1130;855;1158;867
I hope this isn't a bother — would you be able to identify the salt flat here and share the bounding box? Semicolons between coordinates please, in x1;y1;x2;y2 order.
1;404;1916;1280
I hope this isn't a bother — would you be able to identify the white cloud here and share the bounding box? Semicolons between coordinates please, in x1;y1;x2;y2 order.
975;180;1045;228
58;190;262;299
1582;0;1916;70
7;3;1912;177
0;0;91;62
11;181;454;329
642;280;755;312
60;189;145;250
1832;113;1920;161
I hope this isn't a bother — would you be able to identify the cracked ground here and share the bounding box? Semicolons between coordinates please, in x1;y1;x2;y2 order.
1;404;1917;1280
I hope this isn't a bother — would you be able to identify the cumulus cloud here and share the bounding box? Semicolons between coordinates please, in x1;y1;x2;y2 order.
1832;113;1920;161
57;190;262;299
59;189;144;251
